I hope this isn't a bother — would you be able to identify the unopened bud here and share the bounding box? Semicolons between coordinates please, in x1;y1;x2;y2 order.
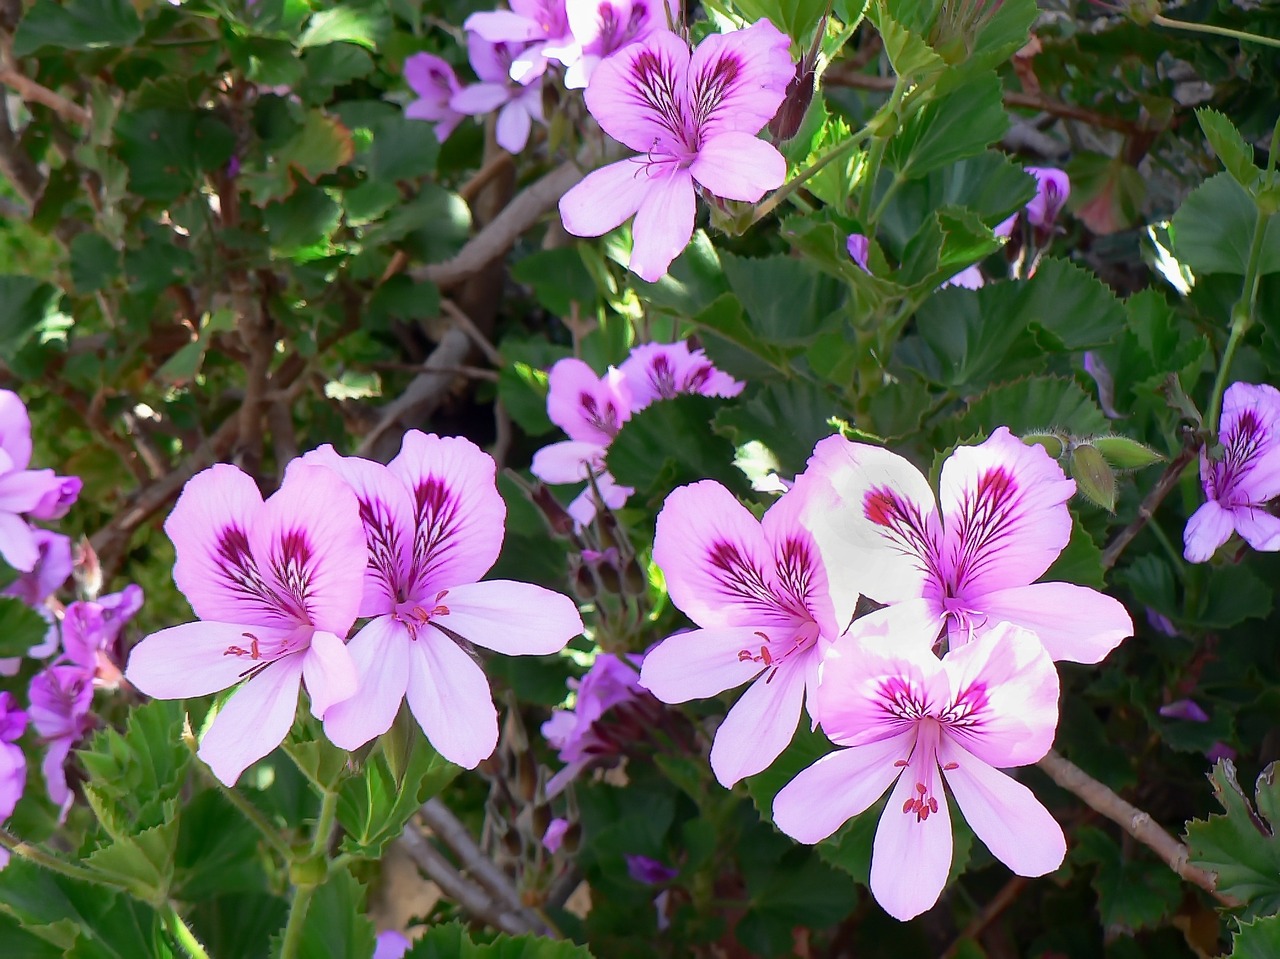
1070;444;1117;512
530;800;552;840
530;484;575;537
596;560;623;595
514;751;538;803
561;820;582;854
1092;435;1165;470
573;561;598;600
768;62;815;142
1022;431;1067;460
622;557;648;597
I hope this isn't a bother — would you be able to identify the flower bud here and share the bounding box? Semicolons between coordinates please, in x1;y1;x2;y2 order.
768;60;815;143
1070;443;1117;512
530;484;575;537
1092;435;1165;470
1022;431;1067;460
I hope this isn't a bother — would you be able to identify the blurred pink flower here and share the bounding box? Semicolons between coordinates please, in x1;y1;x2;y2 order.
996;167;1071;238
465;0;577;84
404;53;464;142
373;930;411;959
451;35;545;153
619;341;743;412
124;464;368;786
559;22;793;281
563;0;677;89
0;691;26;866
62;584;143;688
1184;382;1280;562
846;233;870;273
773;622;1064;921
542;816;570;852
0;390;81;572
304;432;583;767
640;480;837;786
28;664;93;813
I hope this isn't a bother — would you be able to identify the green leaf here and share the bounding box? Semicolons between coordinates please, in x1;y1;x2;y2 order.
77;699;190;820
907;285;1036;388
1073;827;1182;931
115;110;236;203
1170;173;1280;276
366;115;440;182
886;72;1009;178
278;868;376;959
1197;108;1260;191
632;231;728;316
83;819;180;901
606;395;748;498
1231;915;1280;959
244;111;355;204
402;921;595;958
13;0;141;55
189;892;288;959
263;184;342;257
1186;759;1280;914
298;6;389;49
69;233;121;294
1043;516;1106;589
174;791;272;900
0;277;61;354
0;597;52;658
720;252;845;344
713;379;840;477
942;376;1110;443
867;0;944;79
1008;257;1127;351
511;248;600;318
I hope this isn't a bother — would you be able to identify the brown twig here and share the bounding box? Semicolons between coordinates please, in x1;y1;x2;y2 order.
1037;750;1239;906
0;66;90;126
1100;439;1198;570
441;299;503;367
941;876;1027;959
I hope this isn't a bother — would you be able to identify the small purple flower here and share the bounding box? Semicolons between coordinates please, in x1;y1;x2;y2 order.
1184;382;1280;562
563;0;677;89
1159;699;1210;723
373;930;411;959
996;167;1070;238
626;853;678;885
63;584;143;688
0;692;24;869
450;35;545;153
29;664;94;813
846;234;870;273
3;529;72;608
543;817;570;852
619;341;744;412
940;264;985;290
404;53;464;143
465;0;577;84
0;391;81;572
559;22;794;281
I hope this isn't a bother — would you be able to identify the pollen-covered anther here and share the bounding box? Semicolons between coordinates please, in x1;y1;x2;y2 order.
902;782;939;822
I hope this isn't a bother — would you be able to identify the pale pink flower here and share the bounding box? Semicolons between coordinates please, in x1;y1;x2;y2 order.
530;358;635;527
773;622;1065;921
404;53;464;142
0;390;81;572
559;22;793;281
798;427;1132;664
563;0;677;89
465;0;577;84
619;341;743;412
124;464;368;786
450;35;545;153
1184;382;1280;562
639;480;838;786
543;817;570;852
305;431;583;767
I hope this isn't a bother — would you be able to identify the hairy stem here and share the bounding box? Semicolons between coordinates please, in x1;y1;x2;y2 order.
1037;750;1239;905
1100;438;1198;570
163;903;212;959
279;788;340;959
0;828;126;889
857;74;909;225
1153;14;1280;51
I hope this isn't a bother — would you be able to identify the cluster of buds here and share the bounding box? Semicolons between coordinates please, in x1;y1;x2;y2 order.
1023;430;1165;511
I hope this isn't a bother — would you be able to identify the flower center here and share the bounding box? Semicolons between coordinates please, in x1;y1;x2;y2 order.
393;590;451;640
735;620;818;678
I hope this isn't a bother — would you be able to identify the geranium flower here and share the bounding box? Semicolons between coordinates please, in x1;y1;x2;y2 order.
450;35;545;153
28;664;93;812
530;358;635;527
618;341;743;411
62;584;143;688
0;390;82;572
465;0;578;84
997;166;1071;237
124;464;368;786
0;691;26;866
1184;382;1280;562
798;427;1132;664
305;431;583;767
563;0;676;89
404;53;464;142
559;22;793;281
639;479;838;786
773;622;1065;921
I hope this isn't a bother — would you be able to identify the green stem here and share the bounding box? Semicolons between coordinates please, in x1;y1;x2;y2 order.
0;828;126;889
279;884;316;959
311;789;338;858
279;788;340;959
749;124;874;226
857;74;909;223
164;904;212;959
185;729;292;862
1153;14;1280;51
1205;202;1271;436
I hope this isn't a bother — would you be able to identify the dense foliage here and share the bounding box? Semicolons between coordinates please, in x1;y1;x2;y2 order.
2;0;1280;956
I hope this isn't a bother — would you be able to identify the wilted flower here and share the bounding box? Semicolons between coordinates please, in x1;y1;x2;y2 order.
559;22;793;281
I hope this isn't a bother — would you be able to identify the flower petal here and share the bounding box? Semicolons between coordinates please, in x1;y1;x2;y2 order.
938;737;1066;877
435;580;582;655
709;658;807;786
760;481;839;639
652;480;784;629
198;655;305;786
124;621;294;699
0;513;38;572
406;632;499;768
938;427;1076;596
977;582;1132;664
389;432;506;596
938;622;1059;768
302;630;358;720
1234;507;1280;553
687;20;793;139
559;157;653;239
870;761;953;921
772;731;915;844
251;465;367;634
796;434;940;613
689;131;786;202
639;625;769;702
530;440;606;484
450;83;511;115
583;30;691;155
323;617;412;750
628;167;694;282
545;360;631;445
0;391;32;470
464;9;545;42
298;445;416;618
1183;499;1234;563
496;101;533;153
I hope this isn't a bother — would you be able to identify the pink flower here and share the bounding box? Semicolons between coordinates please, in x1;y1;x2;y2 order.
0;691;27;864
1184;382;1280;562
846;234;870;273
62;584;143;688
798;427;1132;664
940;264;985;290
28;664;93;811
304;431;583;767
773;622;1065;921
619;341;743;412
559;22;793;281
404;53;464;142
3;528;71;608
0;390;81;572
639;480;837;786
465;0;577;84
530;358;635;527
124;464;368;786
450;35;545;153
563;0;677;89
373;930;411;959
996;167;1071;238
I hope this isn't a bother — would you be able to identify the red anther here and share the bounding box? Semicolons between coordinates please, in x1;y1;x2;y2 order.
943;762;959;771
903;797;915;813
435;590;449;603
412;605;430;621
893;759;908;767
250;637;261;660
754;630;769;642
928;797;938;814
920;805;930;821
916;782;927;795
223;645;249;657
738;649;753;662
432;604;450;617
760;646;773;666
